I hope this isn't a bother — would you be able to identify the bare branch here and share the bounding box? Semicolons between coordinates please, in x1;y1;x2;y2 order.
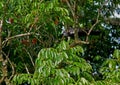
23;48;35;67
0;20;3;61
23;63;30;74
0;20;3;29
20;56;30;74
105;18;120;25
88;12;99;35
70;40;89;47
86;9;100;41
85;0;110;41
2;32;33;46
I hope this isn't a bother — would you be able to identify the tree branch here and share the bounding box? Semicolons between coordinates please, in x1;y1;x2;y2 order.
23;48;35;67
70;40;89;47
20;56;30;74
85;0;110;41
2;32;33;46
2;51;15;83
66;0;74;18
86;9;100;41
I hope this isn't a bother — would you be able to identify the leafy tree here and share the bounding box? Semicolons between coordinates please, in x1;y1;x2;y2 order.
12;41;120;85
0;0;119;84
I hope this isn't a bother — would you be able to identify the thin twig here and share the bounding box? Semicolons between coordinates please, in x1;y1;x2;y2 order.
66;0;74;18
23;48;35;67
2;51;15;82
88;10;100;35
23;63;30;74
0;20;3;61
85;0;110;42
80;29;88;35
20;56;30;74
86;9;100;41
29;17;39;32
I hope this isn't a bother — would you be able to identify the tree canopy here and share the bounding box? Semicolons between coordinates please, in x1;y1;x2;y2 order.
0;0;120;85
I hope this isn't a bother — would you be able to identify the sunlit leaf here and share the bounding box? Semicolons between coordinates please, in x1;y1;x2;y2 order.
113;49;120;59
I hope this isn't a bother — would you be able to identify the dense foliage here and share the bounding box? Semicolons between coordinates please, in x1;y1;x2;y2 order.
12;41;120;85
0;0;120;85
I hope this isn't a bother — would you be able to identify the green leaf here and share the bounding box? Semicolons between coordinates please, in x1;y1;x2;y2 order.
70;46;84;55
82;72;94;81
93;56;101;61
57;41;69;51
78;77;89;85
113;49;120;59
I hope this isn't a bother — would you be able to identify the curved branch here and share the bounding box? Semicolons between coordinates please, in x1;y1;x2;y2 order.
86;9;100;41
23;48;35;67
2;32;34;47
